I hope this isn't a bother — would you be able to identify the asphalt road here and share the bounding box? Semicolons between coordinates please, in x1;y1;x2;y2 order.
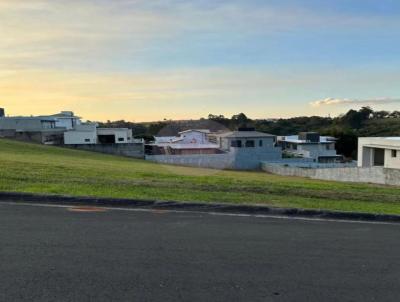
1;202;400;302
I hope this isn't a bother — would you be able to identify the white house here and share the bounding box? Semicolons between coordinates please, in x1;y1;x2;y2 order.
152;129;220;155
358;137;400;169
64;124;133;145
277;132;342;163
154;129;210;145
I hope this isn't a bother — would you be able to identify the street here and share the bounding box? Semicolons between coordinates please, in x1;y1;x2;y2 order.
0;202;399;302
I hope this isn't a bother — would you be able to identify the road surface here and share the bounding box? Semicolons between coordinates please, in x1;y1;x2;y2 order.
0;202;399;302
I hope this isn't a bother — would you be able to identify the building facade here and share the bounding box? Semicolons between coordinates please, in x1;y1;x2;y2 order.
277;132;342;163
64;125;134;145
147;129;283;170
358;137;400;169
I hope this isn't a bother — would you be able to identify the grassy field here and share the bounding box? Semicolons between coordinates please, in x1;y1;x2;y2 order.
0;138;399;214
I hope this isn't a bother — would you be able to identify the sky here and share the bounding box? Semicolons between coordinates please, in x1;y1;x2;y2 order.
1;0;400;122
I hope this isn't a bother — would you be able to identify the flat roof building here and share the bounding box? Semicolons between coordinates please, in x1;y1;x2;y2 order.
358;137;400;169
277;132;342;163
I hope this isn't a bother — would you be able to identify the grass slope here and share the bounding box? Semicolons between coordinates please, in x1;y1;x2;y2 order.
0;139;399;214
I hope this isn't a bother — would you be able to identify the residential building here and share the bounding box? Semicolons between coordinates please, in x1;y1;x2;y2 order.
277;132;342;163
147;128;282;170
358;137;400;169
0;108;68;144
150;129;220;155
217;129;282;169
64;125;134;145
0;110;81;132
44;111;81;130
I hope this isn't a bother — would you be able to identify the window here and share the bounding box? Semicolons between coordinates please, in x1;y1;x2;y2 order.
231;140;242;148
245;140;255;148
259;140;263;147
85;139;90;142
118;138;125;142
392;150;397;158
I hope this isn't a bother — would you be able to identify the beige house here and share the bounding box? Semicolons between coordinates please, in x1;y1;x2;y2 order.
358;137;400;169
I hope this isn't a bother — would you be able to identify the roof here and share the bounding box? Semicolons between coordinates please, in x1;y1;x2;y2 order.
219;131;275;139
0;116;57;122
359;137;400;149
168;144;219;149
178;129;211;134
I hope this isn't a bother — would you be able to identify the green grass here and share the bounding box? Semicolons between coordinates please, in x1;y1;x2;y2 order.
0;138;399;214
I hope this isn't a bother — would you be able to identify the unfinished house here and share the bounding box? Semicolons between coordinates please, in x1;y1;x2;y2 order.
64;125;134;145
358;137;400;169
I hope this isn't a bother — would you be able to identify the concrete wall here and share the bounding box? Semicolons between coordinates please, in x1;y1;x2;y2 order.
66;143;144;158
146;153;235;169
146;147;282;170
0;117;55;131
0;129;65;144
64;130;97;145
385;149;400;169
262;163;400;186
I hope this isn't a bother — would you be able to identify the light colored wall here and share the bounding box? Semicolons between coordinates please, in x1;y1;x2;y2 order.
55;117;80;130
358;137;400;169
0;118;52;131
64;130;97;145
262;163;400;186
179;131;208;144
385;149;400;169
146;144;282;170
97;128;133;144
222;137;276;151
286;143;337;159
146;153;235;170
66;143;144;158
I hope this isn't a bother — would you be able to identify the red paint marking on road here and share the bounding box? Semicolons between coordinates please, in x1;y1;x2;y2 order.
151;209;168;215
68;206;108;213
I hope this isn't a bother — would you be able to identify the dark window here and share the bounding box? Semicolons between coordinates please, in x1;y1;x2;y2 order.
85;139;90;142
231;140;242;148
245;140;255;148
292;143;297;150
392;150;397;158
118;138;125;142
259;140;263;147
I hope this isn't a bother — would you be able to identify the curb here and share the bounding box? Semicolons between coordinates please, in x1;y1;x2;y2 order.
0;191;400;223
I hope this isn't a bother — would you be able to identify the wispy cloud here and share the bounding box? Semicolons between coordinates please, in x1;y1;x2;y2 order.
310;97;400;107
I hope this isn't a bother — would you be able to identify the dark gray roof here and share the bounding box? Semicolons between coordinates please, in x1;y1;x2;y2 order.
219;131;275;139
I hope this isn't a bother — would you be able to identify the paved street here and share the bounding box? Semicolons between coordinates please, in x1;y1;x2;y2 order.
0;202;399;302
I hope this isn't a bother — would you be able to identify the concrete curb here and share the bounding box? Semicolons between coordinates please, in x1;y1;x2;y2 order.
0;191;400;223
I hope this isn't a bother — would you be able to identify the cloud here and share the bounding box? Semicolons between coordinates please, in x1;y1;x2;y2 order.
2;0;400;71
310;98;400;107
